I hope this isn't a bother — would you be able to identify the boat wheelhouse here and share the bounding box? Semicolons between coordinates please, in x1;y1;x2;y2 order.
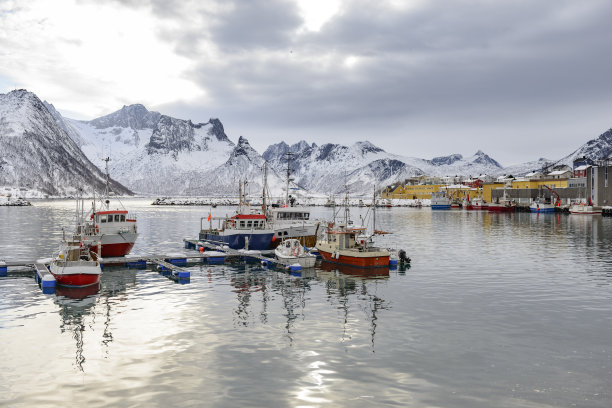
200;213;274;250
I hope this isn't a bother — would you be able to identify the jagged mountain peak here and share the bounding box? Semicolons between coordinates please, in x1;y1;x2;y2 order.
89;103;161;130
231;136;260;159
470;150;502;168
205;118;231;143
354;140;385;154
0;89;131;195
431;153;463;166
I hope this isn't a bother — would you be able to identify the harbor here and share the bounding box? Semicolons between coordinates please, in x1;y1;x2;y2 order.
2;199;612;407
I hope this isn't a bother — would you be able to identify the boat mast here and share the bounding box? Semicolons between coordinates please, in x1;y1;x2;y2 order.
373;185;376;234
103;157;111;210
284;152;294;206
262;162;268;213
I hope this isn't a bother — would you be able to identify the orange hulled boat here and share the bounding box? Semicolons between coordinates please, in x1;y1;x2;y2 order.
316;190;390;268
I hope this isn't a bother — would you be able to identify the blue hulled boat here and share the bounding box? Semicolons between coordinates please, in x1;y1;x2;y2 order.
198;180;275;250
200;213;274;250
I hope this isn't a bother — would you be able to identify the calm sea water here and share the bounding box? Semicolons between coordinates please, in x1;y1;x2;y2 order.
1;199;612;407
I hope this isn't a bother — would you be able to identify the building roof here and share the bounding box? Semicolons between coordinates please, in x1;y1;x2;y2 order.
574;165;590;171
548;170;571;175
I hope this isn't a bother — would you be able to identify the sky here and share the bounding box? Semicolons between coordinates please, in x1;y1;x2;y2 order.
1;0;612;166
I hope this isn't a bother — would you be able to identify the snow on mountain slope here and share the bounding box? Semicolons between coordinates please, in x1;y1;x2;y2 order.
556;128;612;166
263;140;505;194
63;106;248;195
0;90;131;196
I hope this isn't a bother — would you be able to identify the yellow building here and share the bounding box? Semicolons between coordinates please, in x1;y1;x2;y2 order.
511;179;568;190
384;184;480;200
482;183;505;202
482;179;569;202
384;184;441;199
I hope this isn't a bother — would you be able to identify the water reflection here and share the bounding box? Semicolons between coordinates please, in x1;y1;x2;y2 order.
55;283;100;371
52;268;139;372
317;262;390;351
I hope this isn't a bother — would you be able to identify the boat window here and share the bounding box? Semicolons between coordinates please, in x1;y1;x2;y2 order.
100;217;106;223
107;215;113;222
247;221;252;228
240;221;245;228
277;232;282;236
115;214;120;222
120;215;126;222
283;231;288;235
304;213;309;220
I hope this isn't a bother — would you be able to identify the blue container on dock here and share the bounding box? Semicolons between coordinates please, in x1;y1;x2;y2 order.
127;260;147;269
0;261;7;277
176;271;190;279
41;274;56;289
42;286;56;295
167;258;187;266
208;257;225;264
389;259;398;266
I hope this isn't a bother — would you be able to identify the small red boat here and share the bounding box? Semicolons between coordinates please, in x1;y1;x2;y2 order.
49;241;101;287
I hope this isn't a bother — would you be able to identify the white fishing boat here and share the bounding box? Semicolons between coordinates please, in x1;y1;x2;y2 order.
569;203;601;215
263;160;321;249
49;239;101;287
274;239;317;268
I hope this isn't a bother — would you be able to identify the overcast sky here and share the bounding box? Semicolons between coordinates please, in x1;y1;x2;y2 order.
1;0;611;165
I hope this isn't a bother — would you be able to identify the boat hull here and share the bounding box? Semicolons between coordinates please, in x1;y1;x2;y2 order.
529;204;556;213
269;234;317;249
317;247;389;268
488;204;515;213
49;263;101;287
86;232;138;257
569;205;601;215
200;231;274;250
431;205;451;210
275;253;317;268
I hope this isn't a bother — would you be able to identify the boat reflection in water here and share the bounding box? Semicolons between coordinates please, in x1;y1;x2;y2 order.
54;283;100;372
55;282;101;299
318;260;390;279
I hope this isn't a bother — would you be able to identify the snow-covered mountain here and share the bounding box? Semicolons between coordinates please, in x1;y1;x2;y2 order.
262;141;506;194
0;90;131;196
556;128;612;165
263;141;425;194
11;89;609;198
62;104;285;196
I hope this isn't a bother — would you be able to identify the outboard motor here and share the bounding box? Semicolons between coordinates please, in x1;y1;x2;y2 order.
398;249;410;264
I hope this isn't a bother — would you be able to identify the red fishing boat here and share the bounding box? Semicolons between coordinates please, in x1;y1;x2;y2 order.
78;158;138;257
316;190;390;268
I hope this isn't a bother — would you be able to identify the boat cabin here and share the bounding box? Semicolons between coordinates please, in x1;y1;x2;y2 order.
326;225;366;250
95;210;128;224
229;214;268;230
272;208;310;221
89;210;137;234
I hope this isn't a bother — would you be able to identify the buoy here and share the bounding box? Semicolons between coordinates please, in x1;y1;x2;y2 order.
0;261;7;277
199;246;204;253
